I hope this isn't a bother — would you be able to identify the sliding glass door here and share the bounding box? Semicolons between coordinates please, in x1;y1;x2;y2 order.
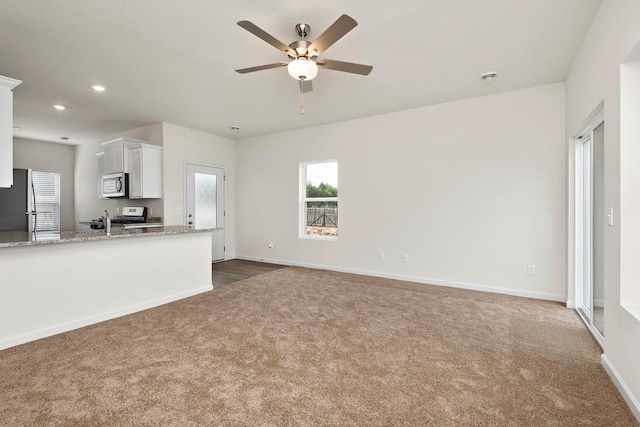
579;136;593;322
576;119;605;341
592;122;605;336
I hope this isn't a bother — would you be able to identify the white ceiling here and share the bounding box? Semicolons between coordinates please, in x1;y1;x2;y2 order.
0;0;601;144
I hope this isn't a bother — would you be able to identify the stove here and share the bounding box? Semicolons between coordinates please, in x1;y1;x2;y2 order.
89;206;147;229
112;207;147;224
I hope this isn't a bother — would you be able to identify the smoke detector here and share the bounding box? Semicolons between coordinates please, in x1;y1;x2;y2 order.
481;72;498;83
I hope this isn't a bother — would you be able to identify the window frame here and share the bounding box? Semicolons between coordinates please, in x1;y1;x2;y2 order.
31;170;61;232
299;160;338;240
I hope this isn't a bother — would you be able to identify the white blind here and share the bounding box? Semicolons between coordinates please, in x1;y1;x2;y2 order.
32;171;61;231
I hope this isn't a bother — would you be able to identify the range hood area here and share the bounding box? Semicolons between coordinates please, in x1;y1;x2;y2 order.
98;137;162;200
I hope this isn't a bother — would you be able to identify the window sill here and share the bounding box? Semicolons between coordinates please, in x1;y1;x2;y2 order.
621;304;640;323
299;234;338;241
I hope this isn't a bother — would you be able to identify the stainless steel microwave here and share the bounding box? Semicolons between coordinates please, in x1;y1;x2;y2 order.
102;172;128;198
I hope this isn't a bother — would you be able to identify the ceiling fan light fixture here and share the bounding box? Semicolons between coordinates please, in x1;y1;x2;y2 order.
288;58;318;81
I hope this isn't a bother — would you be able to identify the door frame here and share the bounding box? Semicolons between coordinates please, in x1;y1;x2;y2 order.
575;135;593;322
573;111;605;347
183;161;227;260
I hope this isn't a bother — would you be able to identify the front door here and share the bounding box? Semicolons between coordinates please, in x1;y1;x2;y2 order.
186;164;225;262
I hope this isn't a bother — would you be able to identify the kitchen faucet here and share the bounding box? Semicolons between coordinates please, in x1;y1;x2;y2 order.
102;210;112;235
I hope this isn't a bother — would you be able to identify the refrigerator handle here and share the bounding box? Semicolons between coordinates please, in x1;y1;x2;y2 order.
27;169;37;232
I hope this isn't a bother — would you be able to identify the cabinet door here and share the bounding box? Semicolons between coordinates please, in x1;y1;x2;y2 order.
128;147;142;198
0;77;20;188
141;147;162;198
0;87;13;187
96;152;106;198
104;143;125;173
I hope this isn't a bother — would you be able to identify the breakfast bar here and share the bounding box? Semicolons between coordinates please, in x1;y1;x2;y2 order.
0;226;218;350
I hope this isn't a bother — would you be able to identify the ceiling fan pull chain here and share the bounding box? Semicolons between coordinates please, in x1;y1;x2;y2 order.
300;80;305;115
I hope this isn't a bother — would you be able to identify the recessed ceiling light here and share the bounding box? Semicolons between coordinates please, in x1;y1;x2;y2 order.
231;126;240;130
53;104;66;111
91;84;106;92
481;72;498;83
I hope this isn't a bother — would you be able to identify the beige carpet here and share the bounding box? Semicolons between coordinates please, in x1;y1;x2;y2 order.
0;267;637;426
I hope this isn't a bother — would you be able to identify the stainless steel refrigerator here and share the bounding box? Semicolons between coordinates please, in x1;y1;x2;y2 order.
0;169;38;232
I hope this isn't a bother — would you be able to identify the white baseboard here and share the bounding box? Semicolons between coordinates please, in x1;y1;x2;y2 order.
0;285;213;351
601;354;640;423
236;256;565;303
566;300;576;309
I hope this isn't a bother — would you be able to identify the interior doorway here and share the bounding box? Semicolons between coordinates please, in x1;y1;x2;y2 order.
186;163;225;262
575;116;605;343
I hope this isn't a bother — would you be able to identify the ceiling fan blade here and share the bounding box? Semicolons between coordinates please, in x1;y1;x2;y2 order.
317;59;373;76
235;62;288;74
300;80;313;93
237;21;296;56
308;15;357;56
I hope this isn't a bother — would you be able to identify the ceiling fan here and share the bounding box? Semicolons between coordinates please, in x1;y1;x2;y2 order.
235;14;373;114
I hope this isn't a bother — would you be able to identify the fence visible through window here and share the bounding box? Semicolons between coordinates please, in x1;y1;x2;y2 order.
303;161;338;238
306;204;338;236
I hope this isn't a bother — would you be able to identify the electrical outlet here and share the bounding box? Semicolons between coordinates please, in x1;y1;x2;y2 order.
116;207;120;214
268;242;274;249
402;254;409;262
527;265;536;275
378;251;385;260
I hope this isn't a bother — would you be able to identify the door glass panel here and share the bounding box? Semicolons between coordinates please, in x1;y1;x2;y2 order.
580;138;592;321
592;122;605;335
194;173;216;229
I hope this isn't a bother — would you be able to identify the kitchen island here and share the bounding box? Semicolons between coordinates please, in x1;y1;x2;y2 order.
0;226;218;350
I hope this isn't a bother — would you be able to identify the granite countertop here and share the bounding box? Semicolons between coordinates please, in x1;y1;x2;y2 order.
0;226;222;248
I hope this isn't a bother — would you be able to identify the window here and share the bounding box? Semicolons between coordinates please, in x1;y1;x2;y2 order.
301;161;338;238
32;171;61;231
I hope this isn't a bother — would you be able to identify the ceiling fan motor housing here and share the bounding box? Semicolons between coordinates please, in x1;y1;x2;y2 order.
288;40;314;59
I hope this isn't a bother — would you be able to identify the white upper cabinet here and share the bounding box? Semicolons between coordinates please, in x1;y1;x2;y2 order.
0;75;22;188
127;144;162;199
96;152;106;199
103;141;126;174
99;137;162;199
101;137;145;173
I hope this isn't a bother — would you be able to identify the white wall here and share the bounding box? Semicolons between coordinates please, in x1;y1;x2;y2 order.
13;137;75;231
235;83;566;301
162;122;236;258
565;0;640;417
74;123;164;225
